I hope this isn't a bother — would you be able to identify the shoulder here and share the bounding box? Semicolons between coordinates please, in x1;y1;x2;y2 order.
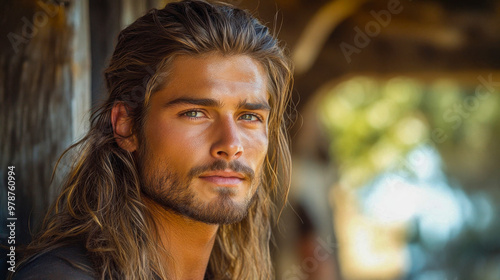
13;242;97;280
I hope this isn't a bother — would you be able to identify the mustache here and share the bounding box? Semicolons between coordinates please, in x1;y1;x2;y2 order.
187;160;255;180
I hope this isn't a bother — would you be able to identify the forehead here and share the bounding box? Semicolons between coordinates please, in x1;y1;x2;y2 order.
153;53;269;103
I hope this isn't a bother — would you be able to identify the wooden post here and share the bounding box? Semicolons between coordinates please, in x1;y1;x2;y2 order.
0;1;90;275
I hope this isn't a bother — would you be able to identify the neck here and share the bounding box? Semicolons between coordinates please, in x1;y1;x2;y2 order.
145;198;218;280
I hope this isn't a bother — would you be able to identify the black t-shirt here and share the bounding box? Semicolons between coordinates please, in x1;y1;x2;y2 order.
13;243;96;280
12;242;214;279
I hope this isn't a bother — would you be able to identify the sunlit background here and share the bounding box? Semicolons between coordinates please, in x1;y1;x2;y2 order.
2;0;500;279
269;0;500;279
318;77;500;280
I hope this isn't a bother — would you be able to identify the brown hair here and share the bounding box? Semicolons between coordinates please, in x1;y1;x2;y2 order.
19;1;293;279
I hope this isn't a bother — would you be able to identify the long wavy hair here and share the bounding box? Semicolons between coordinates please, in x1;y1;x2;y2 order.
19;0;293;279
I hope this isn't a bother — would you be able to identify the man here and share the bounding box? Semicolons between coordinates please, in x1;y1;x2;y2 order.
13;0;293;279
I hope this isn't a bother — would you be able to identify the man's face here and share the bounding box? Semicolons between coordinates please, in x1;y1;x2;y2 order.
138;54;270;224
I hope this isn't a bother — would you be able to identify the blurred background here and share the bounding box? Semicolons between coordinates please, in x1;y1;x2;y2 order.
2;0;500;279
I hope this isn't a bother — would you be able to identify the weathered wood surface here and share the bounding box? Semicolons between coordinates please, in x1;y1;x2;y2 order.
1;0;90;275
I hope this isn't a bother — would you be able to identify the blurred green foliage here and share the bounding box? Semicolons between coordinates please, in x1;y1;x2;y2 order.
319;76;500;189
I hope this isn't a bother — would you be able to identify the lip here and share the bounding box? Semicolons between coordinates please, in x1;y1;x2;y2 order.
199;170;245;186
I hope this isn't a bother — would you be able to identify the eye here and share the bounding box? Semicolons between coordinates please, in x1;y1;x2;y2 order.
181;110;206;119
239;113;262;122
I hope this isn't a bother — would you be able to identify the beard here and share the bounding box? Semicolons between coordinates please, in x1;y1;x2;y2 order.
138;146;261;225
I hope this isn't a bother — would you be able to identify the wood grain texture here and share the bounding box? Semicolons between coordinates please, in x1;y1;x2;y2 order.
1;2;90;276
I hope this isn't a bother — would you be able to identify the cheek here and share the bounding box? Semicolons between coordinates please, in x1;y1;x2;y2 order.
146;118;210;161
244;131;269;165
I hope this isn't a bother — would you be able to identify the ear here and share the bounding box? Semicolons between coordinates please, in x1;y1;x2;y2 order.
111;102;138;152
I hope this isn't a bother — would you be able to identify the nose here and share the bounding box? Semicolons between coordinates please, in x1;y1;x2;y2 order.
210;117;243;161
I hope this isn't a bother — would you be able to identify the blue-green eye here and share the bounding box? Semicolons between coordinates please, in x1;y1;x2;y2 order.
183;110;205;118
240;114;261;122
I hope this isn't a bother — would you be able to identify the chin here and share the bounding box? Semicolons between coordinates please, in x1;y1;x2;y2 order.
198;194;251;224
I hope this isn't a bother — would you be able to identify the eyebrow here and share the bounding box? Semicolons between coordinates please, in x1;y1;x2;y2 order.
237;100;271;111
164;98;222;108
164;97;271;111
